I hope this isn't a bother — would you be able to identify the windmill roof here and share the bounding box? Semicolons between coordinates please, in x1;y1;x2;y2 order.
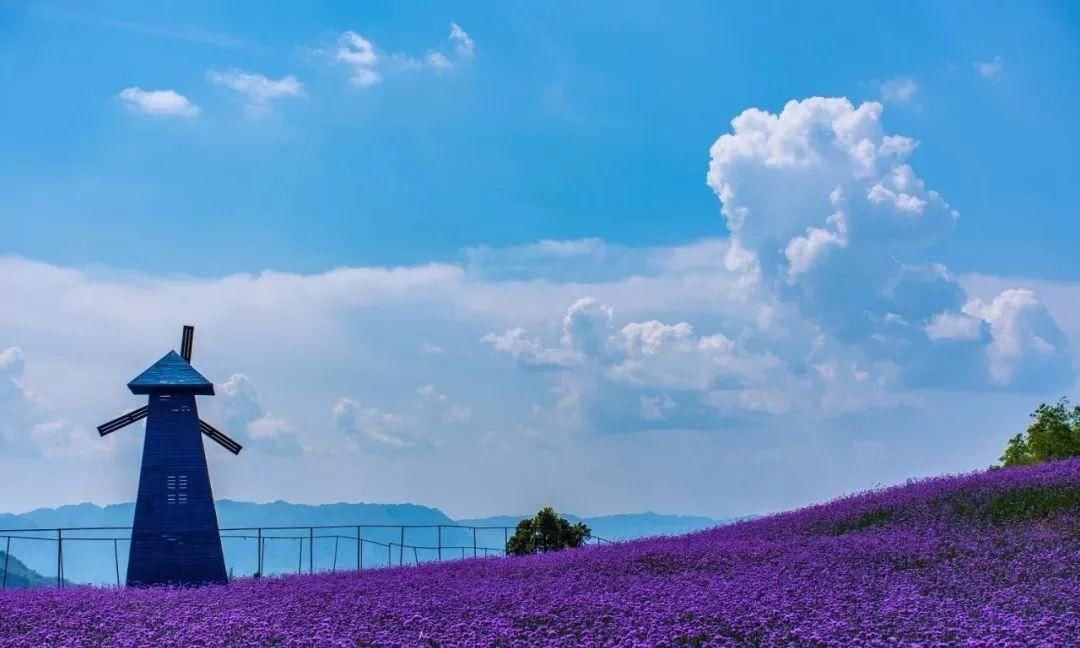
127;350;215;395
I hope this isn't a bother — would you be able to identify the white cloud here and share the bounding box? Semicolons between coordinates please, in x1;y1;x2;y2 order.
219;373;302;455
426;51;453;70
449;22;475;59
337;31;381;86
332;383;471;449
0;346;25;384
0;346;102;458
701;96;1070;389
337;31;376;66
334;23;476;87
332;398;410;447
481;328;580;369
117;87;200;117
561;297;614;358
474;98;1072;420
208;69;304;115
974;57;1004;79
606;319;778;393
879;76;918;104
487;298;789;424
964;289;1070;386
0;346;32;449
925;311;985;342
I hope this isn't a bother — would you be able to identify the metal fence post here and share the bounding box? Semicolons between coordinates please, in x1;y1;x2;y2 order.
437;525;442;562
472;527;477;558
57;529;63;588
297;538;303;574
2;536;10;589
332;536;339;573
387;543;391;567
309;527;314;574
356;527;362;571
257;528;263;575
113;539;121;587
399;527;404;566
504;527;509;554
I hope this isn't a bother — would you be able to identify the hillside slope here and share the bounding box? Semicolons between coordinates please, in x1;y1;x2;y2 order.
0;552;60;589
2;460;1077;646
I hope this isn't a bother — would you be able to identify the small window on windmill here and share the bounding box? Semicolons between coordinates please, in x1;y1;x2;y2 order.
166;475;188;505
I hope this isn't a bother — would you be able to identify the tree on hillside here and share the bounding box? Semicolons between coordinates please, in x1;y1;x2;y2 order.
506;507;590;556
1000;397;1080;467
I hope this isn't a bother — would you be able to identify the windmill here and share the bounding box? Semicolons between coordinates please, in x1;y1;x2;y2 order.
97;325;242;586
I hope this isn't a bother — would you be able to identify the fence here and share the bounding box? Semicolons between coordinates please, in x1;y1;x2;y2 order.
0;524;612;589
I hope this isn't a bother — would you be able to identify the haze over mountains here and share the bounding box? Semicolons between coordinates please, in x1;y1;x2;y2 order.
0;500;728;586
2;501;726;536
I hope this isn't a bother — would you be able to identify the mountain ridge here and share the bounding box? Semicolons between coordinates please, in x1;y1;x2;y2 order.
1;500;727;532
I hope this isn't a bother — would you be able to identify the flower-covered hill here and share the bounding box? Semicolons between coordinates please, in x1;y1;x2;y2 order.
2;461;1078;647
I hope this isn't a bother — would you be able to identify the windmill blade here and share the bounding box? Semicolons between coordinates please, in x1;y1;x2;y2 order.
180;325;195;362
199;419;243;455
98;406;149;437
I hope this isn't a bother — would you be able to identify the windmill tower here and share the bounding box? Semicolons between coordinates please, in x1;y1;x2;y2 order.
97;326;242;587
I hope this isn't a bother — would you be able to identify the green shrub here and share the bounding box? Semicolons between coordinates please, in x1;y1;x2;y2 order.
1000;398;1080;467
506;507;590;556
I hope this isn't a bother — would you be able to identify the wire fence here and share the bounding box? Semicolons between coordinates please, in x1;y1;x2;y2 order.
0;524;612;589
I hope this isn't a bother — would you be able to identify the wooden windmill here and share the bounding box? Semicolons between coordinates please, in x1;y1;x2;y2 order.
97;326;242;586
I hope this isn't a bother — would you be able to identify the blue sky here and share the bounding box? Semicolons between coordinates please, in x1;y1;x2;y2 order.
1;1;1079;518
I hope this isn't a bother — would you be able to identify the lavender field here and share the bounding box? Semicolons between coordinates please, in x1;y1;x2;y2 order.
2;460;1078;647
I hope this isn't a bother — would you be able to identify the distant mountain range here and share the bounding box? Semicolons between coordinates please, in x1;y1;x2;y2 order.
0;501;729;587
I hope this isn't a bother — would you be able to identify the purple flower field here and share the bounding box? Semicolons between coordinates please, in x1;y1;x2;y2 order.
2;460;1078;647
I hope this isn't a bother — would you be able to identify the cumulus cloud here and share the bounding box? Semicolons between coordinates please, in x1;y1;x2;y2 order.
561;297;614;359
480;328;580;369
964;290;1071;388
219;373;302;455
485;298;798;429
477;98;1074;428
117;87;200;117
925;311;985;342
705;96;1068;389
208;69;304;115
